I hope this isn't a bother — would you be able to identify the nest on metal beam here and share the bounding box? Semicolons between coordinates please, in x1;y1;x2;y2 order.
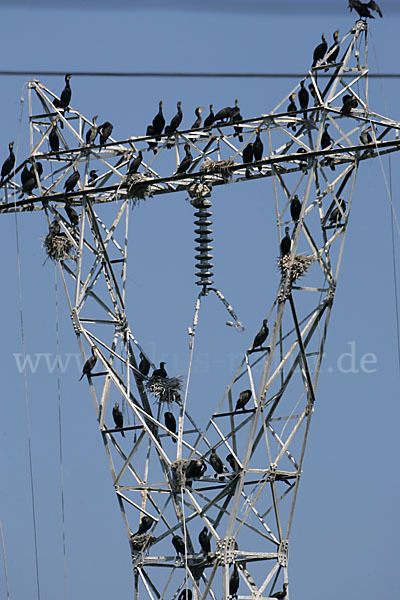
146;375;183;405
43;232;74;261
126;173;153;205
200;157;237;181
188;181;212;200
278;253;314;283
129;532;156;552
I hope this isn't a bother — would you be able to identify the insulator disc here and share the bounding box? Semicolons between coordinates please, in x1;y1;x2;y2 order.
193;210;212;218
194;228;213;235
195;237;213;244
196;280;213;286
195;254;214;261
194;219;213;227
195;270;214;277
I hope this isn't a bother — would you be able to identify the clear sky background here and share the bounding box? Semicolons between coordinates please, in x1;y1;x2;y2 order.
0;1;399;599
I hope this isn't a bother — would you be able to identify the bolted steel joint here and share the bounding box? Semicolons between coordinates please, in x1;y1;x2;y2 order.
267;463;278;482
215;536;237;565
278;539;289;567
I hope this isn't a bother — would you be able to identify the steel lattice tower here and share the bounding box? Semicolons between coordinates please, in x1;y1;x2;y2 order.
1;20;399;600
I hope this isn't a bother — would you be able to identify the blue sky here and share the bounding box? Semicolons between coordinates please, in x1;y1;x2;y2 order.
0;2;399;600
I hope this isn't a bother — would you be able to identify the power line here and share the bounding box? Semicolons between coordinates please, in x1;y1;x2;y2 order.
1;70;400;79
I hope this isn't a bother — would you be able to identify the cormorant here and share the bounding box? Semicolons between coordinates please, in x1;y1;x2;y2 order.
49;220;60;236
164;411;177;442
321;124;335;170
98;121;113;146
112;402;125;437
349;0;382;19
0;142;15;185
127;150;142;175
329;198;346;224
226;453;239;472
175;143;193;174
191;106;204;129
166;101;183;134
360;126;373;145
229;565;239;599
214;104;233;123
31;162;43;182
49;121;60;158
253;128;263;172
138;352;151;378
235;389;252;411
178;590;192;600
204;104;215;129
287;93;297;131
270;583;288;600
298;80;309;119
21;164;31;186
54;74;72;110
280;226;291;256
79;346;96;380
231;99;243;142
325;30;340;70
134;515;154;536
198;527;211;555
145;124;157;154
250;319;269;352
152;101;165;139
86;115;98;145
88;170;98;185
312;34;327;68
308;82;320;106
186;459;207;482
152;361;167;379
172;534;185;557
209;448;224;479
290;194;301;222
341;94;358;116
19;175;36;198
242;142;254;178
64;169;80;193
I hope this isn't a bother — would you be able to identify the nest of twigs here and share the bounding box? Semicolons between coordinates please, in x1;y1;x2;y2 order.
130;533;156;552
188;181;212;199
126;173;153;204
43;232;74;261
200;157;236;180
145;376;183;404
278;254;314;283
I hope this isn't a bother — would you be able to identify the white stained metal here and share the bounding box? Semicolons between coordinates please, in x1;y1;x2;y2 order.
3;21;400;600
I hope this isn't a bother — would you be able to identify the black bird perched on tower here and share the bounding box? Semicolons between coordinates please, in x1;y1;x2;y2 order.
19;175;36;198
209;448;224;479
65;201;79;227
226;453;239;472
290;194;301;222
235;389;252;411
164;412;177;442
178;590;192;600
54;74;72;111
329;198;346;225
112;402;125;437
0;141;15;185
191;107;204;129
231;99;243;142
270;583;288;600
214;103;233;123
242;142;254;178
308;82;320;106
64;169;80;193
298;80;309;119
229;565;240;599
312;34;327;68
86;115;98;145
145;124;157;154
31;162;43;183
127;151;142;175
152;101;165;140
204;104;215;129
88;170;98;186
341;94;358;116
198;527;211;555
165;101;183;147
287;94;297;131
360;126;373;146
20;164;31;187
325;30;340;71
98;121;113;146
49;121;60;158
79;346;97;380
186;459;207;482
152;362;168;379
134;515;154;536
280;227;291;257
172;534;186;557
250;319;269;353
349;0;382;19
175;143;193;174
138;353;151;378
321;124;335;170
253;128;264;172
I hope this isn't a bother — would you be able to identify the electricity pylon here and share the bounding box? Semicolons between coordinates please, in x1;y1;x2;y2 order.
1;19;399;600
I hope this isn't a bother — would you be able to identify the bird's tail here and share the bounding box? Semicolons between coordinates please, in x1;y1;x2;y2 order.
121;430;125;438
79;373;85;381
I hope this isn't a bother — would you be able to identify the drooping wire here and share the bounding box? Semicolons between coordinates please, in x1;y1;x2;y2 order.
13;86;41;600
0;522;10;600
54;265;68;599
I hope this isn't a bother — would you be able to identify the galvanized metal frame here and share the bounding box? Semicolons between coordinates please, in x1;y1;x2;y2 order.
2;20;399;600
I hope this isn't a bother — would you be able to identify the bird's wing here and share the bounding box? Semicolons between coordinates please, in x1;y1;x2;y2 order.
368;1;382;17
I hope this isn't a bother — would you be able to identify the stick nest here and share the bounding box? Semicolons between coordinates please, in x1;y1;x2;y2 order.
43;232;74;261
200;157;237;180
126;173;153;204
130;533;156;552
278;254;314;283
146;376;183;404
